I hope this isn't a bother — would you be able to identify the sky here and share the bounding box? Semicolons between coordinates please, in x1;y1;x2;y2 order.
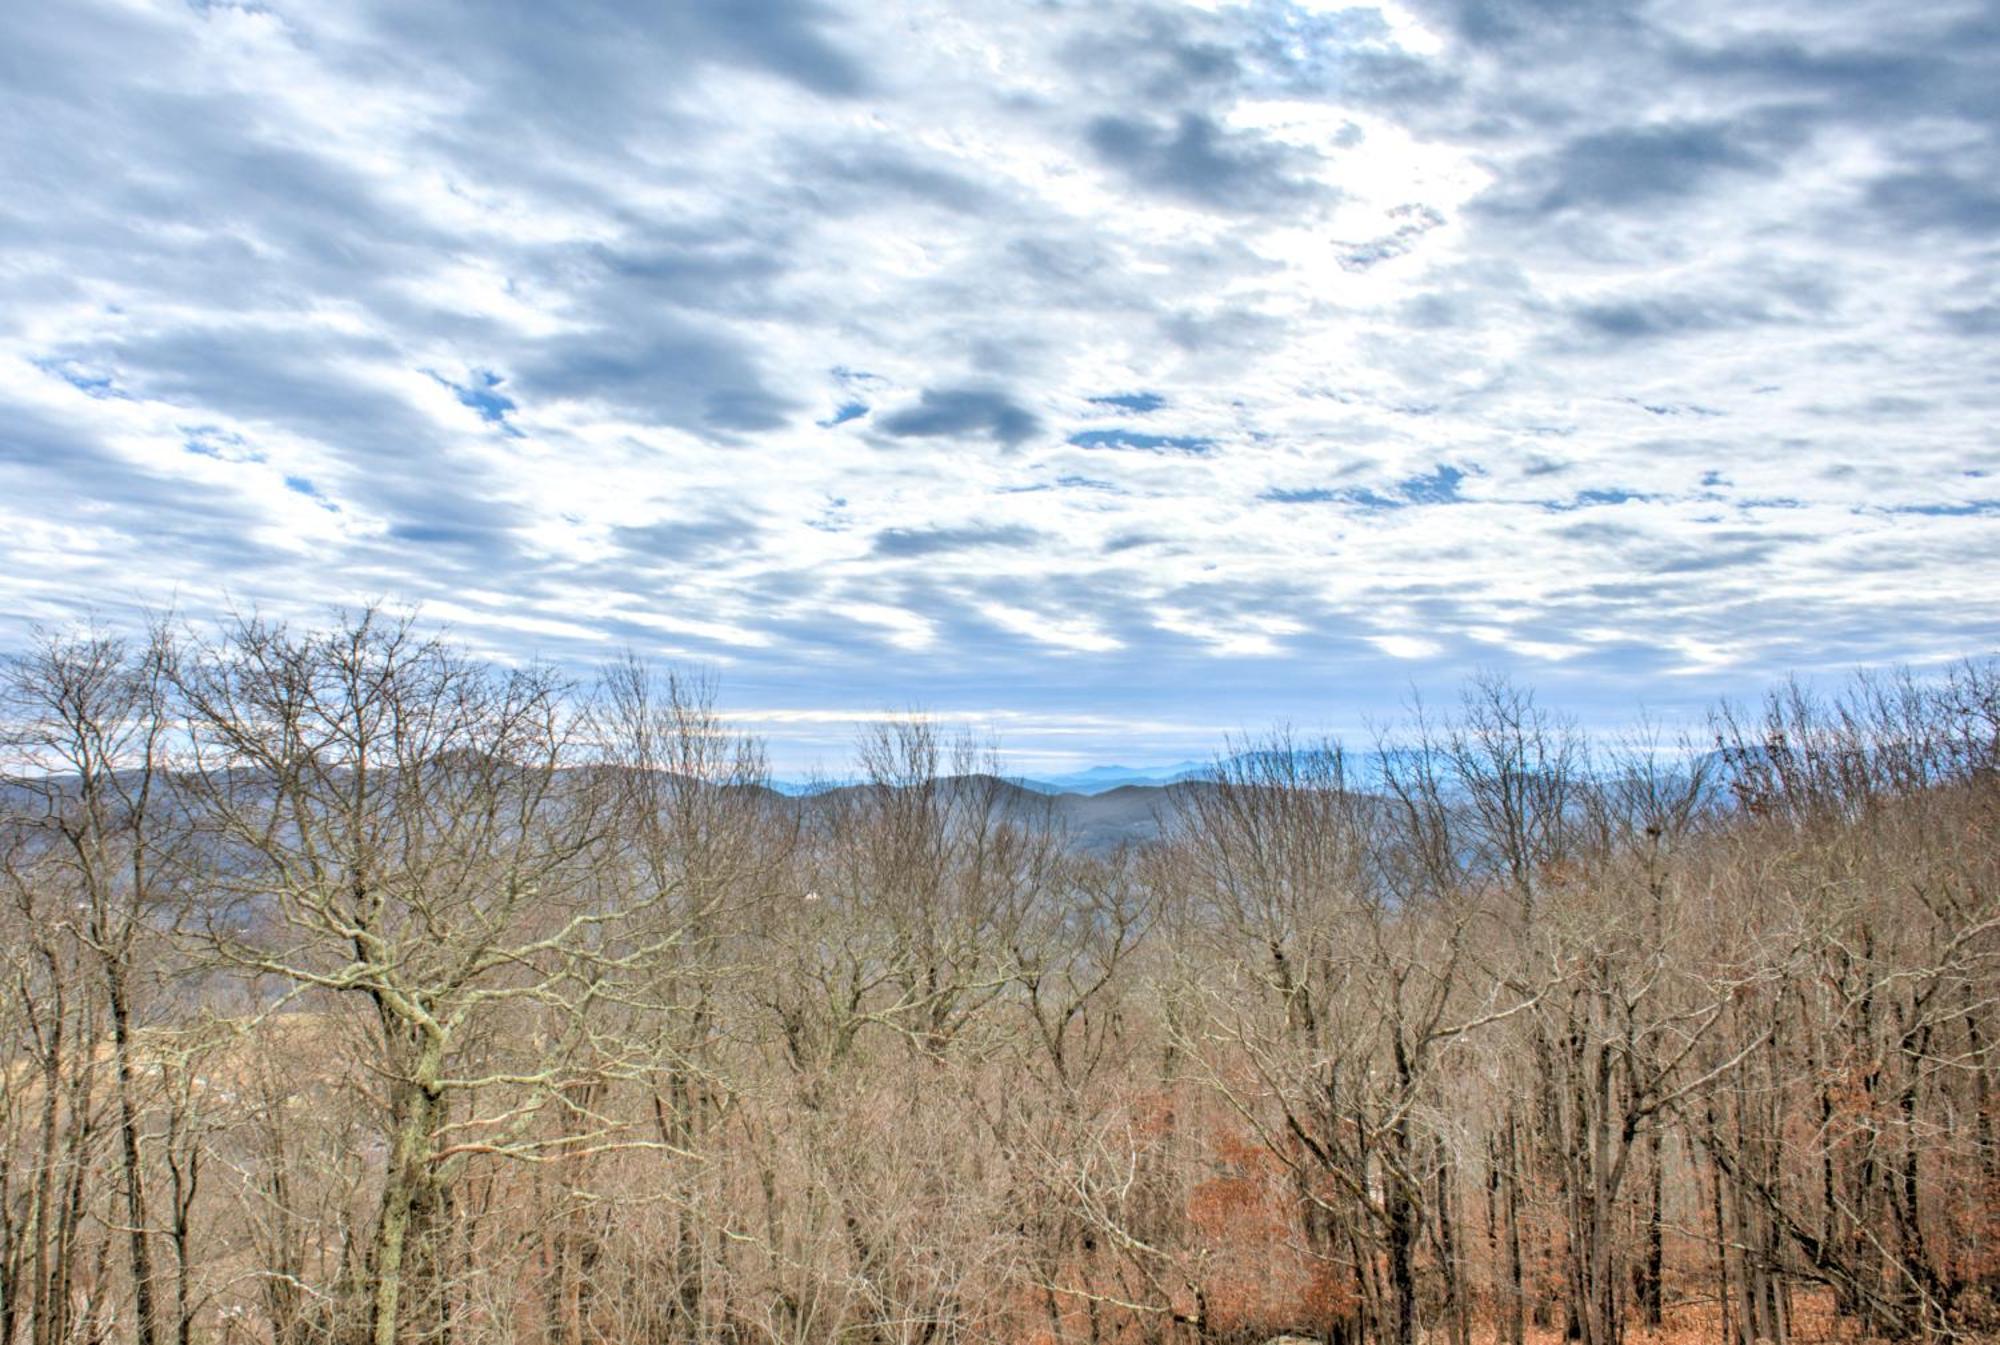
2;0;1995;773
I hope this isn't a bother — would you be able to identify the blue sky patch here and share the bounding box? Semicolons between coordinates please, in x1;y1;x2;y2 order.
1068;428;1214;454
430;369;521;434
1088;392;1166;413
1397;465;1465;504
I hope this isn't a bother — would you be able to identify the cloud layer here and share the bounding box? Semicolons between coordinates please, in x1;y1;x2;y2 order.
2;0;1994;768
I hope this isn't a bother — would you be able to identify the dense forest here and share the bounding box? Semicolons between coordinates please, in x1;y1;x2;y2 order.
1;610;1993;1345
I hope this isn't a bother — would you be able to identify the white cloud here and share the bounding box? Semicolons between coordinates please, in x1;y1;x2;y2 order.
833;602;939;652
1370;634;1442;660
979;603;1123;654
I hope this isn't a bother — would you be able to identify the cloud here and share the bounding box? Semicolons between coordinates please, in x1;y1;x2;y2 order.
1417;0;1643;51
833;602;937;651
1085;112;1329;214
612;512;760;561
0;0;1992;771
877;387;1042;447
515;328;797;433
1866;169;2000;236
1370;635;1442;660
871;525;1047;558
789;143;996;215
1558;264;1839;345
980;602;1121;654
1495;122;1775;216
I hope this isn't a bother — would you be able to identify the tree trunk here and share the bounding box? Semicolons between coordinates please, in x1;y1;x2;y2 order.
1437;1153;1470;1345
1504;1113;1526;1345
1635;1130;1661;1329
370;1062;446;1345
105;961;161;1345
1386;1165;1418;1345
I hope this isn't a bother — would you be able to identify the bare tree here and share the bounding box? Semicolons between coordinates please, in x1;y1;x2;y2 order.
164;609;651;1345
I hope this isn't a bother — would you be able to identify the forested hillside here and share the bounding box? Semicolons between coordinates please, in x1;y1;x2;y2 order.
2;612;1993;1345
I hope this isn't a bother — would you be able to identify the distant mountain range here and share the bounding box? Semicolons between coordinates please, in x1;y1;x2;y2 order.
765;746;1746;854
771;751;1412;799
768;773;1208;855
10;748;1752;865
768;760;1214;798
1013;761;1214;794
